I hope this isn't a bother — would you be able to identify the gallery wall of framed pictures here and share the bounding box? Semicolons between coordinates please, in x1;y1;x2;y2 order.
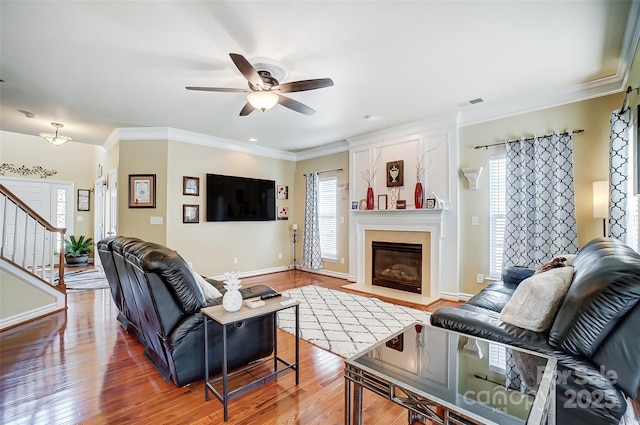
182;176;200;223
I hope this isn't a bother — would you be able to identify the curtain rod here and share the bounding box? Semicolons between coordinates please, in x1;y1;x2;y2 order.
619;85;640;114
305;168;343;175
474;129;584;150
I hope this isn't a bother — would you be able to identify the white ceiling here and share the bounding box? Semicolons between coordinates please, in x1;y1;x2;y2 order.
1;1;638;153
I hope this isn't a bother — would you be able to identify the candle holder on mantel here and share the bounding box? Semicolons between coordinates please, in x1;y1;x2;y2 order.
288;224;300;271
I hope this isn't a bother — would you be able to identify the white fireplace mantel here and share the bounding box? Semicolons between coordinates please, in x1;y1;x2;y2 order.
347;208;445;304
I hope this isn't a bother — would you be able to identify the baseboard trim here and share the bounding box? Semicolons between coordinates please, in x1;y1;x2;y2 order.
0;304;65;332
209;266;288;281
299;268;350;280
439;291;473;302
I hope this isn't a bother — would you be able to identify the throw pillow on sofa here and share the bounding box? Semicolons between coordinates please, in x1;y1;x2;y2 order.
499;266;574;332
191;269;222;301
501;266;535;285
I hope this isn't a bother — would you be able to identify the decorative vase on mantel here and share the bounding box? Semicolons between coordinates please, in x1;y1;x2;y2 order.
414;181;424;209
222;271;243;312
366;187;374;210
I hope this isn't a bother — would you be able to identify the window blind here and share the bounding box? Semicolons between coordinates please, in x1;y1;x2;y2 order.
318;177;337;260
488;343;506;374
489;155;506;278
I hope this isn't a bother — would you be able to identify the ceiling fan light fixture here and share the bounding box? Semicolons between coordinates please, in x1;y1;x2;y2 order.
247;91;279;112
39;122;72;146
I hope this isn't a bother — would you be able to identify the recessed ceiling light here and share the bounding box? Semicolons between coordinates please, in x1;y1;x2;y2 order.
248;138;258;142
469;98;484;105
364;115;376;120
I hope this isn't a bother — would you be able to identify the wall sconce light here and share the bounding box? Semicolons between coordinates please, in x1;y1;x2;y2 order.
593;181;609;237
461;167;483;190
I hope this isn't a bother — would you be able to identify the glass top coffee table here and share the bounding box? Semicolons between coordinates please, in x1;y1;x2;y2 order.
344;322;556;425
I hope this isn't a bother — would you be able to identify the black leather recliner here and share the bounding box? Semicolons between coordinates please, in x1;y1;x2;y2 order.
98;236;277;387
431;237;640;425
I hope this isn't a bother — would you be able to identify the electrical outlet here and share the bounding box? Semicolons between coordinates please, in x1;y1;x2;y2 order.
340;257;345;264
471;216;479;226
233;257;238;264
476;273;484;283
278;252;283;259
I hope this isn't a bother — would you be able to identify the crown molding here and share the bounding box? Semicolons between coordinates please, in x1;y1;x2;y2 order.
293;140;349;161
104;127;296;161
459;1;640;127
346;112;458;149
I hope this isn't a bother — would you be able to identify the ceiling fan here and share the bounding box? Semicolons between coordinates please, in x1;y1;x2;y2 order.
186;53;334;116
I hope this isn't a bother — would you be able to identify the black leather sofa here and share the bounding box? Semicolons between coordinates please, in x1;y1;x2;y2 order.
431;237;640;425
97;236;277;387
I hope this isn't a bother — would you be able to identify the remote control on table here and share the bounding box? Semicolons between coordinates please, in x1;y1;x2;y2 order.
260;293;282;300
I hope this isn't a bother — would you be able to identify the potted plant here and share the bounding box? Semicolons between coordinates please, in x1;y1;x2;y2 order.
64;235;93;266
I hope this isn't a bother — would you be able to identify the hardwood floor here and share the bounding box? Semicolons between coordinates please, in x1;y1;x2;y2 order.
0;271;459;425
3;270;637;424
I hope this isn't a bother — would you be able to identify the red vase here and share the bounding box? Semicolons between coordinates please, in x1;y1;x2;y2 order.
366;187;374;210
414;182;424;209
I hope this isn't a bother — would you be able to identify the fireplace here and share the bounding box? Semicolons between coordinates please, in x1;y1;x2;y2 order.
372;241;422;293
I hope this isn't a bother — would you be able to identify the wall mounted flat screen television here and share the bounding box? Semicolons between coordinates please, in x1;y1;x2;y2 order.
206;174;276;222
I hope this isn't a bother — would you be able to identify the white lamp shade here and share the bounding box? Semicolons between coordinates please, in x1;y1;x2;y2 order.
247;91;279;111
593;181;609;219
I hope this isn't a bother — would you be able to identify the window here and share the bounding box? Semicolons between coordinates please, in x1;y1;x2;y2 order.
55;188;67;250
488;343;507;374
489;154;506;277
318;177;337;260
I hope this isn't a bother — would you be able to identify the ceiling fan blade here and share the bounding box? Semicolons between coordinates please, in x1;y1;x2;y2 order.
274;78;334;93
186;86;250;93
278;95;316;115
239;102;255;116
229;53;264;89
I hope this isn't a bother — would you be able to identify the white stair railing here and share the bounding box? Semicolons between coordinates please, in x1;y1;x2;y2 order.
0;183;66;290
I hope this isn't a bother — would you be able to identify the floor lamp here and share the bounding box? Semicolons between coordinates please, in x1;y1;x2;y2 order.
288;224;300;270
593;181;609;237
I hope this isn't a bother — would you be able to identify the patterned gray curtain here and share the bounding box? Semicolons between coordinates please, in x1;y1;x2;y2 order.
505;349;526;394
301;172;324;270
609;110;631;240
502;132;578;267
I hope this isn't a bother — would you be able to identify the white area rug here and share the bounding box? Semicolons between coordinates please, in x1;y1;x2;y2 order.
277;285;430;358
59;269;110;290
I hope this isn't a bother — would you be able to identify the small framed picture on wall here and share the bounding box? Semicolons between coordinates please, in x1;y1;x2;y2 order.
183;204;199;223
129;174;156;208
278;207;289;220
277;185;289;199
77;189;90;211
386;160;404;187
183;176;200;196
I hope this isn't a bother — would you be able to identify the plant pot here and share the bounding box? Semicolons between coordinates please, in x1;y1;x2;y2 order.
414;182;424;209
366;187;374;210
66;254;89;266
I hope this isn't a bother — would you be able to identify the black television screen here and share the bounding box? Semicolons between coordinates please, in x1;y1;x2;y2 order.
206;174;276;222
